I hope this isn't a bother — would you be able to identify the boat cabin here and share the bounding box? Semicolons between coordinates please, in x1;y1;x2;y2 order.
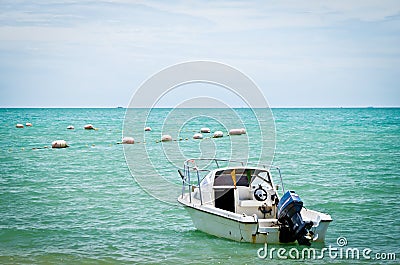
191;167;279;219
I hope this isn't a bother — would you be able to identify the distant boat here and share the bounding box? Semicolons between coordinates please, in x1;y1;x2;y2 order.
178;158;332;245
117;106;124;109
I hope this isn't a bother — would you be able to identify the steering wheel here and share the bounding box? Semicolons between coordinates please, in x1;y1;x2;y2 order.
254;185;268;201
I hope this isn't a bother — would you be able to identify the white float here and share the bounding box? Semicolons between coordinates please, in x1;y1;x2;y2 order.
16;124;24;128
161;135;172;142
200;127;210;133
193;133;203;139
213;131;224;138
26;123;33;127
52;140;68;148
144;127;152;131
229;128;245;135
67;125;75;130
122;137;135;144
84;124;95;130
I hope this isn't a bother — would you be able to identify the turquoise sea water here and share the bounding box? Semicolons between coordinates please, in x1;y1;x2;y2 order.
0;108;399;264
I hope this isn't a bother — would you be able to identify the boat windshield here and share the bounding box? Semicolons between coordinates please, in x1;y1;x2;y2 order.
212;168;270;187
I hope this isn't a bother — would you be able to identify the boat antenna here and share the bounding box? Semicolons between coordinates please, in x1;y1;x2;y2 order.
276;167;285;193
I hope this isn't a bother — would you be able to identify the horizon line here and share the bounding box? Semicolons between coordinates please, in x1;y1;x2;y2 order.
1;106;399;109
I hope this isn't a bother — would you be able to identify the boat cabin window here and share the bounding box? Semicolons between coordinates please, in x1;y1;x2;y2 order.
213;169;272;187
214;169;254;187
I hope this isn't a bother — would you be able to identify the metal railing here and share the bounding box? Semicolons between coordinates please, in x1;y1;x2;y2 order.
180;158;283;205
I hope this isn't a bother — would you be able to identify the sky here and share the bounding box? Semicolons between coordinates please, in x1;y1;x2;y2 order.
0;0;399;108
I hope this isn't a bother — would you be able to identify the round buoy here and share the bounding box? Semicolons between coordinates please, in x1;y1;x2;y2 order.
122;137;135;144
16;124;24;128
52;140;68;148
193;133;203;139
229;128;246;135
67;125;75;130
84;124;94;130
161;135;172;142
213;131;224;138
200;127;210;133
144;127;152;131
26;123;32;127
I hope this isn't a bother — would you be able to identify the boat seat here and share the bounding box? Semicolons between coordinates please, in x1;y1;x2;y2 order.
236;186;252;200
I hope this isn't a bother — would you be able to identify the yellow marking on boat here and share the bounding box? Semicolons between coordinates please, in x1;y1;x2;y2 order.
231;169;237;189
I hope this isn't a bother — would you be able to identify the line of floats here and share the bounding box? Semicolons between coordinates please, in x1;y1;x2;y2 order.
14;123;247;149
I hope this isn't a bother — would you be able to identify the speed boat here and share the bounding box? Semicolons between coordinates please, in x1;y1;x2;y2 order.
177;159;332;245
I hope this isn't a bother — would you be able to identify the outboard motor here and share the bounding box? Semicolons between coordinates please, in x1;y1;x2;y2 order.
277;191;313;246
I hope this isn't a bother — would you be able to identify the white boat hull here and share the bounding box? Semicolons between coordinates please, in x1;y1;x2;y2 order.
180;201;270;243
179;195;331;244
